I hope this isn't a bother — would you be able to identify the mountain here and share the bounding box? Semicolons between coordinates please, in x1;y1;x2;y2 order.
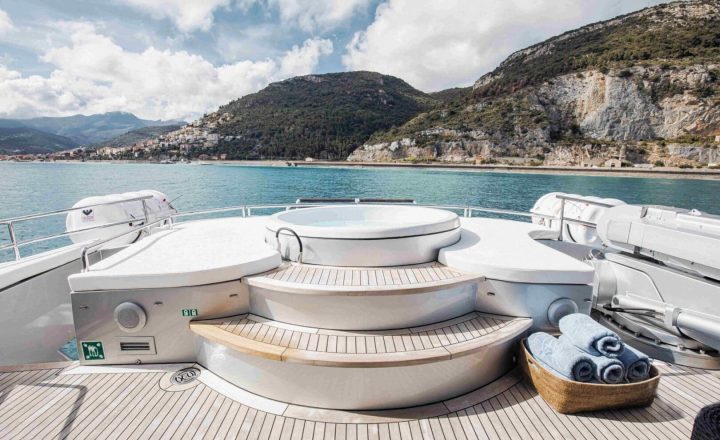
202;71;437;160
349;0;720;166
0;127;79;154
94;124;184;148
0;112;185;145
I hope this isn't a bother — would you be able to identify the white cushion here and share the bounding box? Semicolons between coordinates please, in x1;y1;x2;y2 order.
439;218;594;285
68;217;281;291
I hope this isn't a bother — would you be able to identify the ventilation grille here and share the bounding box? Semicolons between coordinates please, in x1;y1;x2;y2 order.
120;342;151;351
117;336;156;355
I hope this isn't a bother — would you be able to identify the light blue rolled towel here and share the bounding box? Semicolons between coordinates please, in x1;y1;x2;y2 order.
558;313;625;358
617;344;651;382
559;335;625;384
527;332;594;382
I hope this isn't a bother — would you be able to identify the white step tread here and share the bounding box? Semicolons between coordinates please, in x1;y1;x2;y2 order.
244;262;481;295
190;312;531;367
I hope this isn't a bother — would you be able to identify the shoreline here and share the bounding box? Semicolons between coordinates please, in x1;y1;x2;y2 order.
286;161;720;180
5;159;720;180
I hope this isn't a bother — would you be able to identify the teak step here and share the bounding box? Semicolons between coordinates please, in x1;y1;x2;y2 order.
190;312;532;367
243;262;482;295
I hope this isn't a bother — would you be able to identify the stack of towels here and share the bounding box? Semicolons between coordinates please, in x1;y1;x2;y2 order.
527;313;652;384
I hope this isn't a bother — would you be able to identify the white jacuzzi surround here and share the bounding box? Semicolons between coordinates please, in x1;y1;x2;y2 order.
265;205;462;267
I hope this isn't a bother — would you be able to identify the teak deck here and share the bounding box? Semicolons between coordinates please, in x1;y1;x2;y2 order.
0;360;717;439
244;262;480;294
190;313;532;366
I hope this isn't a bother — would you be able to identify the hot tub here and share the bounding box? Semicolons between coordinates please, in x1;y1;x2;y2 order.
265;205;461;266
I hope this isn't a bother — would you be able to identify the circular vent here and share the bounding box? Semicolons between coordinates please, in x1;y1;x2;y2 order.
114;302;147;333
547;298;579;328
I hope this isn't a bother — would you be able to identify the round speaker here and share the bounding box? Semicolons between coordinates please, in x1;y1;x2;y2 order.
547;298;579;328
114;302;147;333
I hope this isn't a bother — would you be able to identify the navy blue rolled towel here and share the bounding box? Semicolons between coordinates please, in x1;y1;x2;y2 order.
692;402;720;440
527;332;594;382
559;335;625;384
618;344;651;382
558;313;625;358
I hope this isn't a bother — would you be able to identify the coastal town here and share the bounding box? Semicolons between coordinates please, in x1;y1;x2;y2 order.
0;112;235;163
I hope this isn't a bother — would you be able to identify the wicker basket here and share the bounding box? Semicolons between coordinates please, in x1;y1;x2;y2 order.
519;339;660;414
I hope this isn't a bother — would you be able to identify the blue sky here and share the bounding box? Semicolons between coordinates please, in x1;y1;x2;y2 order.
0;0;671;121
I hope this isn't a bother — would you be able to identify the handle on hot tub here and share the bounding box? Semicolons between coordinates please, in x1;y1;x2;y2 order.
275;227;304;264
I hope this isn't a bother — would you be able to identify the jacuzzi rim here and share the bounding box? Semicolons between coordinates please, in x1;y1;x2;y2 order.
266;225;461;241
265;205;461;240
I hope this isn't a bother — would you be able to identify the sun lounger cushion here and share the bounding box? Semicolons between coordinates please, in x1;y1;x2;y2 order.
68;217;281;291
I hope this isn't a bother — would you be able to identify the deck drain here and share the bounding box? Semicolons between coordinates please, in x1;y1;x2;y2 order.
171;367;201;385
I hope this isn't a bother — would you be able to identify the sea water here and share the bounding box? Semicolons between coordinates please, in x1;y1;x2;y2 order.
2;162;719;260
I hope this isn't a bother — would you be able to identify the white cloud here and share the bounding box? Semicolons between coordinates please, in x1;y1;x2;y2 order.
343;0;670;91
0;23;332;120
0;9;14;34
267;0;371;32
118;0;231;32
118;0;369;33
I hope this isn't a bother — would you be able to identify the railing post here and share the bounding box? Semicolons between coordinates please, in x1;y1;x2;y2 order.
7;222;20;261
141;199;151;233
558;197;566;242
81;248;90;272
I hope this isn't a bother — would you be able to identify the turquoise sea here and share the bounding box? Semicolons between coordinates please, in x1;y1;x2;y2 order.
1;162;719;261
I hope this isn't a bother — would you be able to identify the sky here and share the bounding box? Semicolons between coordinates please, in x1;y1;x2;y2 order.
0;0;672;122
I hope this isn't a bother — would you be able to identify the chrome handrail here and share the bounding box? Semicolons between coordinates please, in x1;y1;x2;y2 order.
80;214;174;271
0;194;154;261
3;196;602;264
275;227;303;263
295;198;416;204
0;218;145;252
555;194;616;208
0;195;153;224
555;194;608;241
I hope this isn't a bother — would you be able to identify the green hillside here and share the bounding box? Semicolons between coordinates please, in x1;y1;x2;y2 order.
475;0;720;98
0;127;79;154
366;0;720;150
210;71;437;160
94;124;183;148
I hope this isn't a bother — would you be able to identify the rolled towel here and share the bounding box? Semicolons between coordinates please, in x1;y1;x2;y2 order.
558;313;625;358
559;335;625;384
527;332;594;382
618;344;652;382
692;402;720;440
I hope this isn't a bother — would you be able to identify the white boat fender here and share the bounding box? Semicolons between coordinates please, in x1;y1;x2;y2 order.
65;190;176;246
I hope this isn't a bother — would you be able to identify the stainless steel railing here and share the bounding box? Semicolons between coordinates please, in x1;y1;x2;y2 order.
0;195;154;261
554;194;613;240
80;214;174;271
4;194;605;266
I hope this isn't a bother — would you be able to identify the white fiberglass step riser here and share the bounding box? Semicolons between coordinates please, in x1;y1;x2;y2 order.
248;283;478;330
198;341;513;410
190;313;531;410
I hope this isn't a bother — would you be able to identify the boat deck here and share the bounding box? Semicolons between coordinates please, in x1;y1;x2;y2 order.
0;361;717;439
244;262;480;293
190;312;532;366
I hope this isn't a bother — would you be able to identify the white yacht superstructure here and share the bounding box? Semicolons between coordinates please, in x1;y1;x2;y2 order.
0;192;718;438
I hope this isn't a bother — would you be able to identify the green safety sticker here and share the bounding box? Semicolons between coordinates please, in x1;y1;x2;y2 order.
81;341;105;361
181;308;198;317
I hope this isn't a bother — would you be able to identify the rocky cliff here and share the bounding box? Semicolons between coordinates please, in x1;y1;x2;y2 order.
350;1;720;166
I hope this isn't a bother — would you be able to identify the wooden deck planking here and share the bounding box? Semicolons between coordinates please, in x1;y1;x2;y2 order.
247;262;475;291
0;361;717;439
191;313;520;357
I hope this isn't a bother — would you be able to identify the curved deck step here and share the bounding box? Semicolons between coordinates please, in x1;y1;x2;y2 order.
190;312;531;367
243;262;482;295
